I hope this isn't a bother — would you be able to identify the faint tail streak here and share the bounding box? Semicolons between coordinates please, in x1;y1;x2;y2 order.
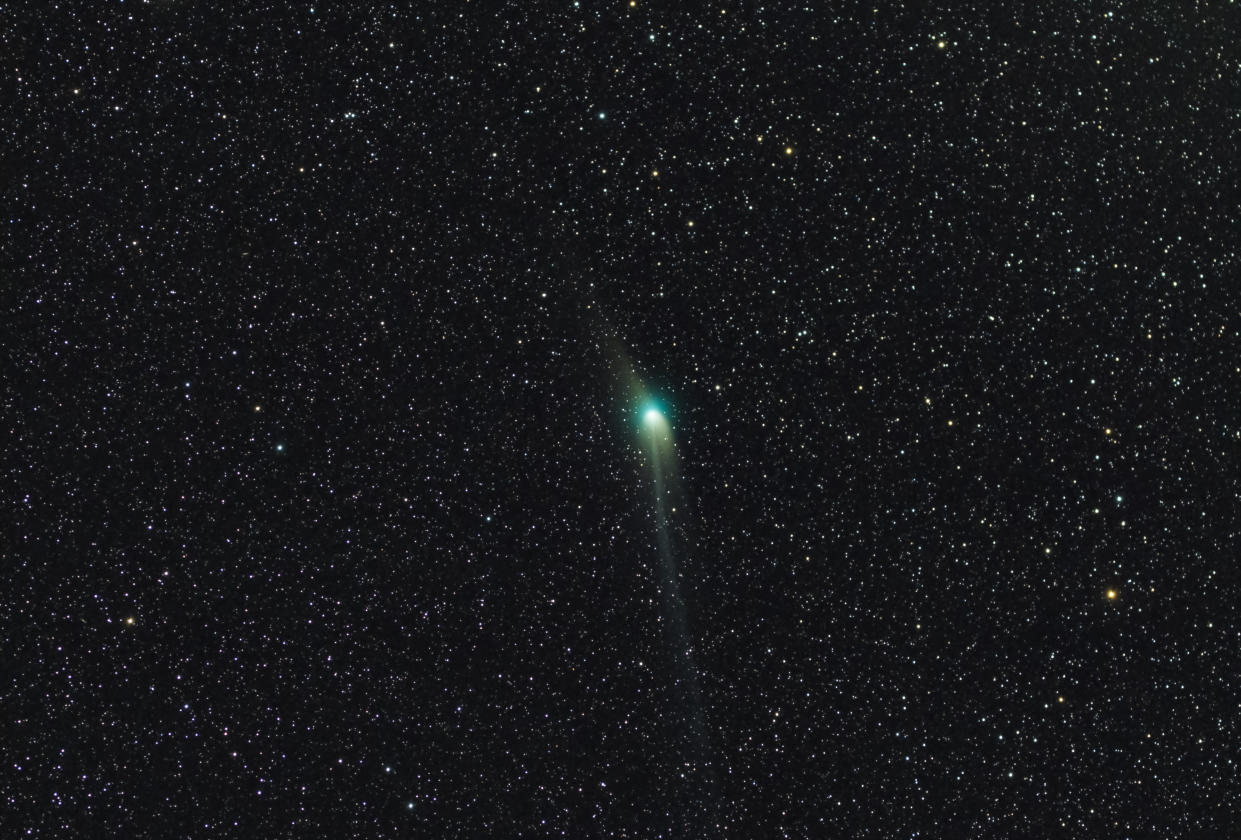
642;408;720;826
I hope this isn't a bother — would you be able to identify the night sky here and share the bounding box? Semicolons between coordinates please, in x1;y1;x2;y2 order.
6;2;1241;837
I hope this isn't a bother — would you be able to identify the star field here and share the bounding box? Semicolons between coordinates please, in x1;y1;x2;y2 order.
5;2;1241;837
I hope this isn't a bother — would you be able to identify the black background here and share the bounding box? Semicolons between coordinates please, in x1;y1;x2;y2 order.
5;2;1240;836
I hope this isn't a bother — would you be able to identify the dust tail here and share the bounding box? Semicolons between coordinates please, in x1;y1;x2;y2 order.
645;412;723;831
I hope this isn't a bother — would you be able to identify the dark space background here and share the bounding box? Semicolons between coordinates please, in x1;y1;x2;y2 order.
4;1;1240;837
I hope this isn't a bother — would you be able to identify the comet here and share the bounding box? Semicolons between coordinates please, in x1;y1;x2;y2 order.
596;328;721;829
639;400;719;824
